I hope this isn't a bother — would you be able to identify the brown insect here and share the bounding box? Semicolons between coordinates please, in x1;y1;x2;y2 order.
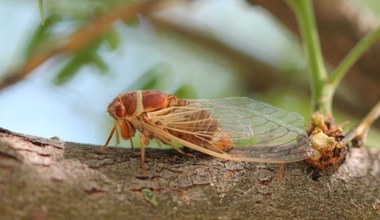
100;90;313;167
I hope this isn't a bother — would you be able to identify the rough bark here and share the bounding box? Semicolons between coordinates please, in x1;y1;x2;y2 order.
1;127;379;219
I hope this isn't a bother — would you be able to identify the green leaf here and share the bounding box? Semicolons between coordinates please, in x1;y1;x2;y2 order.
54;56;85;85
90;53;109;74
24;15;61;58
122;17;140;27
38;0;45;25
54;38;104;85
174;84;197;99
128;63;174;91
141;188;158;206
104;28;120;51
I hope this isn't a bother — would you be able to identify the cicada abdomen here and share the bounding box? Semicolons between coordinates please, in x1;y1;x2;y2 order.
154;100;234;153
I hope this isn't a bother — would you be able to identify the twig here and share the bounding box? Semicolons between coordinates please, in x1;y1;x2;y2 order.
286;0;330;117
330;26;380;91
0;0;282;93
249;0;380;123
342;101;380;147
0;0;160;91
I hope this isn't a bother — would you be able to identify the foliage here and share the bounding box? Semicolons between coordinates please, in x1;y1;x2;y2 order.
287;0;380;119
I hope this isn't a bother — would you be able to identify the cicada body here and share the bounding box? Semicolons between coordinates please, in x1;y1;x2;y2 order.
101;90;313;164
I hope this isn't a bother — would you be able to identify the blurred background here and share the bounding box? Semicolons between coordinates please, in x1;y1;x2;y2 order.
0;0;379;147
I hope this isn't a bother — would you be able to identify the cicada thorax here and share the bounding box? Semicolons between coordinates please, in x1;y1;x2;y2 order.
165;98;234;153
113;90;173;117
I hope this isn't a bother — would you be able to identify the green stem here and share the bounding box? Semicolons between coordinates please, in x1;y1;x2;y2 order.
330;26;380;89
38;0;45;25
286;0;329;115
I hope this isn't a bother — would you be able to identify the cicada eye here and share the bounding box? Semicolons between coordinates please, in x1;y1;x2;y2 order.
115;103;126;118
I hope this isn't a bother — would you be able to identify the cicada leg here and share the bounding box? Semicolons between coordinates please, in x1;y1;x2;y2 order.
139;134;149;176
100;124;117;152
115;127;120;145
157;137;195;158
101;120;135;152
130;139;134;149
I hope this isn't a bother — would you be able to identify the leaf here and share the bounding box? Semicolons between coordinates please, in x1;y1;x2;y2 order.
104;28;120;51
141;188;158;206
90;53;109;74
53;56;85;85
24;15;61;58
54;38;104;85
174;84;197;99
128;63;174;91
38;0;45;25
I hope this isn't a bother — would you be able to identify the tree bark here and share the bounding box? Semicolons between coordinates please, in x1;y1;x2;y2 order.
1;127;379;219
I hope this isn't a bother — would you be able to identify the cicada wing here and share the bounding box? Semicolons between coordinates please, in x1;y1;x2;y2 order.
147;97;313;163
192;98;313;162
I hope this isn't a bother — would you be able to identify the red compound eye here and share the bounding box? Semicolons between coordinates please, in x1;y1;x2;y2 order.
115;103;125;118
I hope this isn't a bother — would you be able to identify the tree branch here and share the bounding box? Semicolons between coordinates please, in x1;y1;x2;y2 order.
1;127;379;218
0;0;159;91
0;0;283;94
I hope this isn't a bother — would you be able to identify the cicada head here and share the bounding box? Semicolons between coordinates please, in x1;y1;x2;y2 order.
107;92;137;120
103;93;138;146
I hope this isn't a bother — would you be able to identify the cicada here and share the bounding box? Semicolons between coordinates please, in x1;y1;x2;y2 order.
100;90;313;166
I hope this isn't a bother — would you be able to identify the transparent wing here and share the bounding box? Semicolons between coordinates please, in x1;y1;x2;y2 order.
147;97;313;163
